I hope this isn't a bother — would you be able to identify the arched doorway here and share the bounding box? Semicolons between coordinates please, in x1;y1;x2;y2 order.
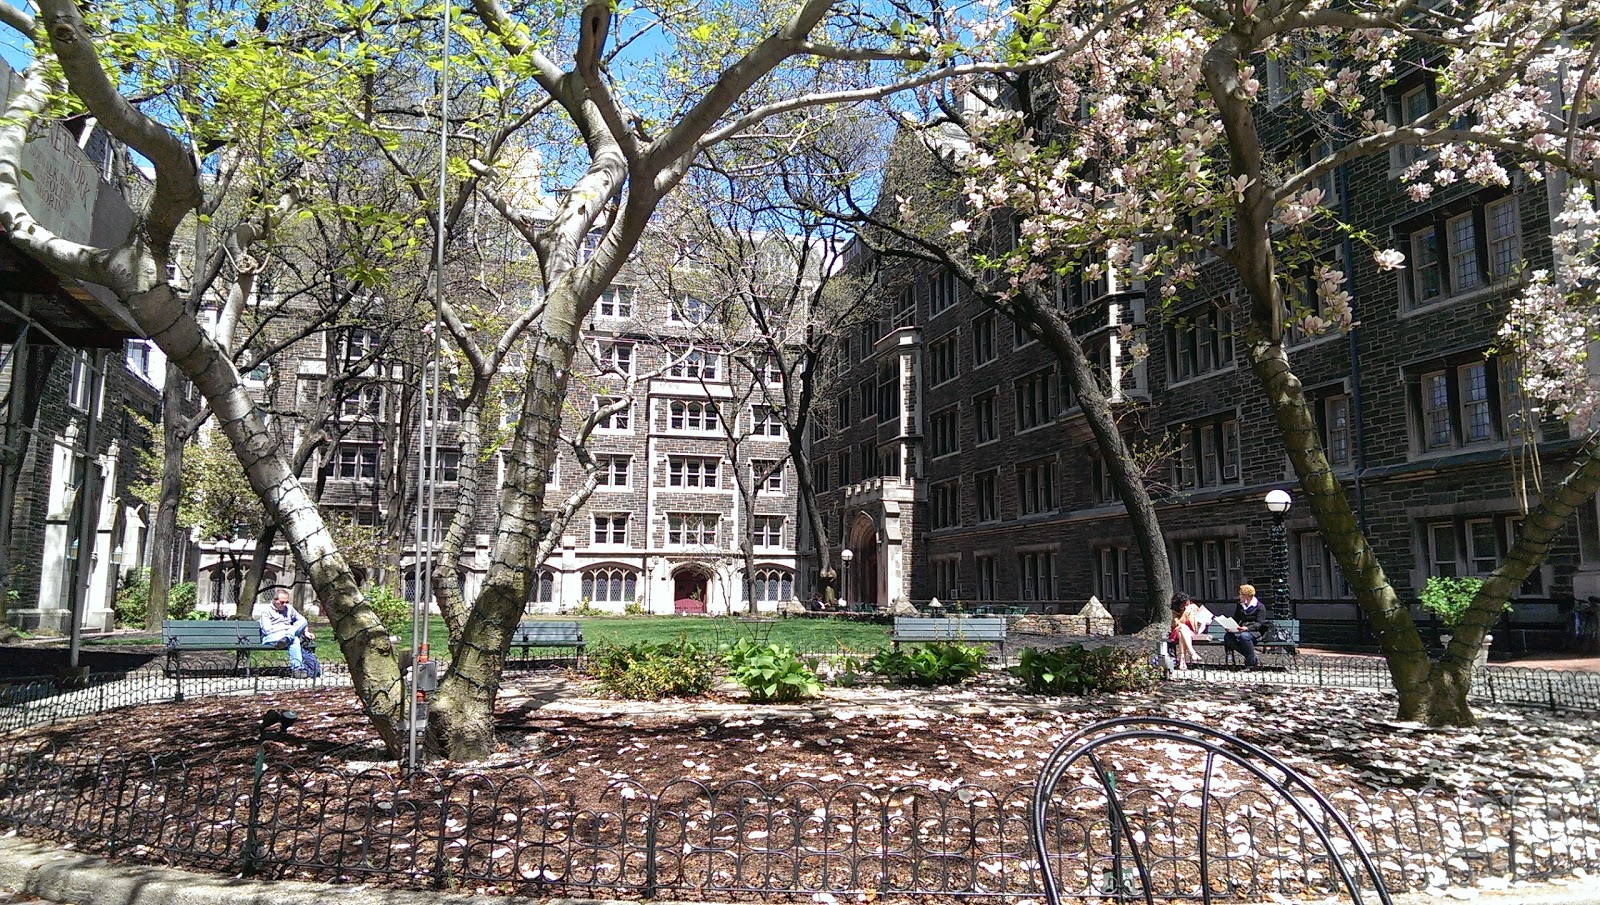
672;566;710;614
844;512;880;606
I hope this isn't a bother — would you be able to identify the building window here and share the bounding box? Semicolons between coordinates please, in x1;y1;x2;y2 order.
1410;354;1505;452
929;406;960;458
668;456;721;488
126;341;152;379
1283;248;1346;346
893;282;916;326
1170;538;1243;603
933;558;960;600
592;514;628;545
976;555;998;601
1314;392;1353;468
751;459;784;493
976;469;1001;522
929;334;960;386
974;392;998;445
751;568;794;604
877;361;900;424
812;457;831;494
931;480;960;530
1166;301;1234;383
859;378;877;419
525;568;556;612
929;269;959;316
434;449;461;483
1017;458;1057;516
582;567;637;604
1094;546;1130;602
668;400;718;432
1091;452;1118;504
667;512;719;546
1402;196;1522;309
1170;415;1241;489
972;314;996;366
836;391;851;426
596;396;631;431
671;295;712;324
341;327;380;361
1019;551;1056;601
329;446;379;480
597;285;633;318
1296;532;1350;599
1015;368;1055;432
340;386;383;420
596;455;631;488
751;406;783;438
669;346;721;381
752;516;784;548
1395;81;1435;167
598;341;634;376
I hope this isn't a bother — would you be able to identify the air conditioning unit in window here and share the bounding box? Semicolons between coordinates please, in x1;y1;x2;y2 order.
1222;464;1238;481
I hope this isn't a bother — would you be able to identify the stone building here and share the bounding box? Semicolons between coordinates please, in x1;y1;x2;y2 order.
205;241;804;618
0;61;170;634
808;83;1585;650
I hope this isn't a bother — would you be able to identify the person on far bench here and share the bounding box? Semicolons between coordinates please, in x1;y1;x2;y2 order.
1223;583;1269;670
260;588;314;678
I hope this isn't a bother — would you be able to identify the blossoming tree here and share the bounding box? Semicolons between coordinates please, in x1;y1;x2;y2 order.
942;0;1600;724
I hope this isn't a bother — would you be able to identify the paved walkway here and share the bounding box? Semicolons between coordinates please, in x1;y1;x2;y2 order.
1;835;1596;905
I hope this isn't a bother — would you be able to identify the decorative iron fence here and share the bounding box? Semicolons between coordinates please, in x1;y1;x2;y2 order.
1;738;1599;900
2;657;1600;900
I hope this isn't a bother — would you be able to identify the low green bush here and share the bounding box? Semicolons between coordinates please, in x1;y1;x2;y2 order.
586;636;719;700
169;581;202;620
724;640;821;702
362;585;412;633
114;568;150;628
867;642;986;686
1011;645;1159;696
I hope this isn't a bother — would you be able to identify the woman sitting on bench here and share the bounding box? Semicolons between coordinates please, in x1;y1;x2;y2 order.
1168;592;1206;670
1222;584;1269;670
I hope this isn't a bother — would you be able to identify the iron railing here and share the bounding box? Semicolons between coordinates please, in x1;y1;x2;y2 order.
1;738;1599;900
2;657;1600;900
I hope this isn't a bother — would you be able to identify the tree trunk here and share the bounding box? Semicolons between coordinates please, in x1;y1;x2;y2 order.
235;523;277;618
432;402;481;637
1029;290;1173;625
127;282;407;750
427;325;575;760
145;374;189;629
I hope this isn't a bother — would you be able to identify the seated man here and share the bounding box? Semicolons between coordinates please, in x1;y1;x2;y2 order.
259;588;314;678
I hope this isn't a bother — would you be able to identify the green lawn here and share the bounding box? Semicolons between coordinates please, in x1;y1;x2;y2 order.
92;614;889;667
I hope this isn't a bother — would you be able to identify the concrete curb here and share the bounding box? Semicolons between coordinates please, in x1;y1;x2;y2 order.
3;834;1600;905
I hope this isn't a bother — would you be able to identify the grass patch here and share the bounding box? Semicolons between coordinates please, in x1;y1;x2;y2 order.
91;614;890;667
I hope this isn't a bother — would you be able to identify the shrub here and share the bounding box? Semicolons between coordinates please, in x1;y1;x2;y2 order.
1418;576;1496;629
867;642;986;687
724;640;821;702
363;584;412;633
1011;645;1159;696
805;653;867;687
169;582;202;620
624;599;645;616
114;568;151;628
586;636;718;700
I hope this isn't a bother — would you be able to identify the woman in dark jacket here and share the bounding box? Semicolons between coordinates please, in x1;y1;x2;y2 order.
1222;583;1270;669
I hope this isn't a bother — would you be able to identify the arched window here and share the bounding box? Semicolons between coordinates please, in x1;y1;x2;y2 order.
750;568;794;604
525;569;555;612
582;567;638;605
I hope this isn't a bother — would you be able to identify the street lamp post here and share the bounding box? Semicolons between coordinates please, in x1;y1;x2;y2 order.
840;548;854;606
1264;489;1293;620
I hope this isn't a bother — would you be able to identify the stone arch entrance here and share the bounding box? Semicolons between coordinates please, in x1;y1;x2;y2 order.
672;565;711;614
844;513;879;606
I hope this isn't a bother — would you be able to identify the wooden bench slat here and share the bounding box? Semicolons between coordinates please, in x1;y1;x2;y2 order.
891;616;1007;643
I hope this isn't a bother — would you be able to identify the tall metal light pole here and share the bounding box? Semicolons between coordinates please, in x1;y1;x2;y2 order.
1264;489;1292;620
840;548;854;605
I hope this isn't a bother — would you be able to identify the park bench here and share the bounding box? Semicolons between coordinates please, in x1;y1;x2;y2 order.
163;620;277;677
508;620;585;664
892;615;1008;660
1160;619;1301;669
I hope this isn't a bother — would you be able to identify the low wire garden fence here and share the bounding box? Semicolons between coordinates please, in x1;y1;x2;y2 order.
0;654;1597;900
